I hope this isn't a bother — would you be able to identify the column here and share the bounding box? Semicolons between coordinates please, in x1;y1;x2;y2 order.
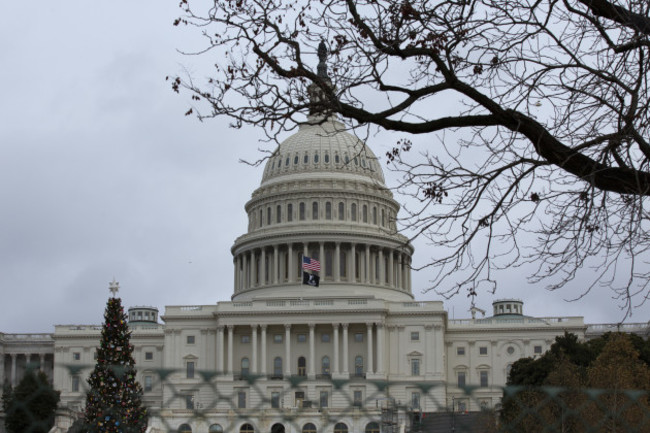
319;242;325;276
0;354;5;385
284;324;292;376
397;253;403;289
39;354;45;372
365;244;370;284
273;246;279;284
217;326;224;373
350;243;356;282
251;250;257;287
10;354;16;386
260;248;266;285
342;324;349;375
407;257;412;291
378;249;384;285
335;242;341;282
388;250;394;287
261;325;268;376
234;257;239;292
288;243;294;283
252;325;258;374
366;323;374;374
333;324;340;375
227;325;234;375
425;325;433;377
303;243;309;259
242;253;248;290
308;323;316;378
376;324;384;374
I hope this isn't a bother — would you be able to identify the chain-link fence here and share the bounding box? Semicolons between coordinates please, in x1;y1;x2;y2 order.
2;364;650;433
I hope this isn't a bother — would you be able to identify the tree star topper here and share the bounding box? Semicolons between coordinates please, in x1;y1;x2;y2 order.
109;278;120;297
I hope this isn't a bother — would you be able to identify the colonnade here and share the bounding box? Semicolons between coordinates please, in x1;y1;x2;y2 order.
215;322;385;378
1;353;53;386
233;242;411;292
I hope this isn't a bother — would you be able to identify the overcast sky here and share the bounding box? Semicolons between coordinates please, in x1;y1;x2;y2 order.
0;1;647;334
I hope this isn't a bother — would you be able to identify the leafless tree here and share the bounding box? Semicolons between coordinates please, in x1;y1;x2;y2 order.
171;0;650;316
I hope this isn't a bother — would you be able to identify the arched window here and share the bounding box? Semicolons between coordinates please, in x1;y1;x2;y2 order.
304;153;309;164
338;202;345;220
312;201;319;220
273;357;283;377
294;155;299;165
325;202;332;220
285;157;290;167
287;203;293;222
362;205;368;223
241;358;250;376
351;203;357;221
344;154;350;164
365;423;380;433
355;356;364;376
178;424;192;433
298;356;306;376
299;202;306;220
381;209;385;226
321;356;330;376
354;156;358;165
259;209;263;227
209;425;224;433
335;153;340;164
324;153;330;163
267;207;272;225
271;424;285;433
276;205;282;223
302;423;317;433
240;424;255;433
334;423;348;433
314;152;319;163
372;207;378;224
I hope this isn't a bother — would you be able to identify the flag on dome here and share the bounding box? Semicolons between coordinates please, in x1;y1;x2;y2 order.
302;256;321;272
302;271;320;287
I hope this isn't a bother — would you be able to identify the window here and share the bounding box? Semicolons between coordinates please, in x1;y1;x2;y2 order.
335;153;340;164
354;356;364;376
240;424;254;433
186;361;195;379
507;346;515;355
185;395;194;409
411;392;421;409
72;375;80;392
457;400;467;412
73;352;81;361
312;201;319;219
274;334;283;343
354;333;364;342
335;423;349;433
267;207;271;225
179;424;192;433
314;152;319;163
299;202;306;220
303;423;317;433
338;202;345;220
325;250;333;277
276;205;282;223
209;425;224;433
365;422;380;433
298;357;306;376
411;359;421;376
353;390;363;407
320;390;329;408
324;153;330;163
259;209;263;227
372;207;377;224
144;375;153;392
351;203;357;221
241;335;250;344
297;333;307;343
285;157;290;167
480;370;489;387
273;357;283;377
187;335;195;344
294;155;299;165
411;332;420;341
325;202;332;219
238;391;247;408
479;346;488;355
241;358;250;376
304;154;309;164
362;205;368;222
145;351;153;361
381;209;385;226
534;345;543;354
457;371;466;388
287;203;293;222
271;391;281;408
321;356;331;376
457;346;465;355
321;333;330;343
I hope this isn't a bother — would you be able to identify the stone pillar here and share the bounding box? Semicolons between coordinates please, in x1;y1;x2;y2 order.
308;323;316;378
251;250;257;287
284;324;292;376
365;244;371;284
342;324;349;375
378;249;385;285
234;256;239;292
288;244;294;283
242;253;248;290
397;253;403;290
217;326;224;373
425;324;433;377
0;354;5;385
273;245;279;284
260;249;266;285
260;325;268;376
10;354;17;386
39;354;45;371
350;243;356;282
388;250;394;287
366;323;374;374
376;323;384;374
252;325;258;374
333;324;340;375
319;242;325;272
303;243;309;260
335;242;341;282
227;325;234;375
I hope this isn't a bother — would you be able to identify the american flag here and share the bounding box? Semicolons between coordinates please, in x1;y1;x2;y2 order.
302;256;321;272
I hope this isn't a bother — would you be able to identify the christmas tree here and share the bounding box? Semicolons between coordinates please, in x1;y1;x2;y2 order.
83;280;148;432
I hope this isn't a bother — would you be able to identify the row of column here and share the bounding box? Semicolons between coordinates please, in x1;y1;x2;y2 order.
1;353;51;386
234;242;411;291
215;323;384;377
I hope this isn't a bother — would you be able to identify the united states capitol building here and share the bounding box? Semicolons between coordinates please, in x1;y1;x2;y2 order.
2;56;650;433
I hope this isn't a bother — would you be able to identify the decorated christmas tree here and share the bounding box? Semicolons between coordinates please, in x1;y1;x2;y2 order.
83;280;148;432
